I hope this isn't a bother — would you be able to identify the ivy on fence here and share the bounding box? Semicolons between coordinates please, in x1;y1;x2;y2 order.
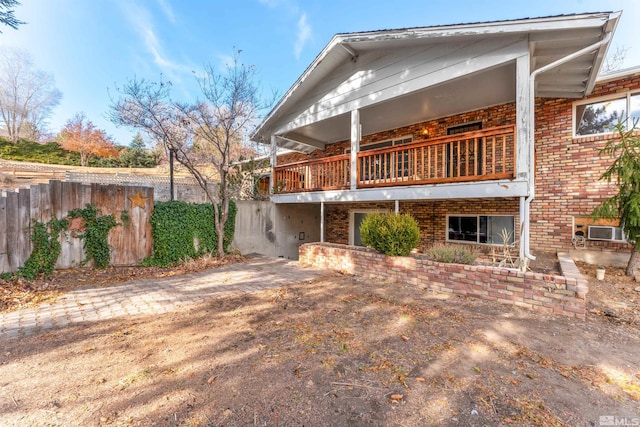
68;204;119;269
15;217;69;280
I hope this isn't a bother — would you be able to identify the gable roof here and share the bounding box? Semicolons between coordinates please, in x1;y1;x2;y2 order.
253;12;620;149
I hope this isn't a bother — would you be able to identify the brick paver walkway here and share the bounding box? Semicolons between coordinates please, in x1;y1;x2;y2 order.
0;256;326;341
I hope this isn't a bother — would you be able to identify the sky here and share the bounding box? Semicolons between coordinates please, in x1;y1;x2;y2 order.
1;0;639;146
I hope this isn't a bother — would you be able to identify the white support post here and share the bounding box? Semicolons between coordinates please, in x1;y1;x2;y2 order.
270;135;278;195
515;55;530;182
515;55;531;263
350;109;360;190
395;200;399;214
320;202;325;243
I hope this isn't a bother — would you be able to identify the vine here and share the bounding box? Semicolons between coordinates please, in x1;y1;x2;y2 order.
15;217;68;280
68;204;119;269
144;200;237;267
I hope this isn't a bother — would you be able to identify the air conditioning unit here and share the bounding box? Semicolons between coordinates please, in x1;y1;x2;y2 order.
587;225;625;242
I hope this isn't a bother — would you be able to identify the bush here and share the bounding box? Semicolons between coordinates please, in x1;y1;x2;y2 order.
360;213;420;256
145;200;237;266
0;139;80;165
425;243;478;265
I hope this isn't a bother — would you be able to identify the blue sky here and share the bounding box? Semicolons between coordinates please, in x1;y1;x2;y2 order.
1;0;639;146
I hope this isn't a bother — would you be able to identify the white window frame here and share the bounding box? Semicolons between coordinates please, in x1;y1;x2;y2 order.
573;90;640;138
446;214;515;246
349;209;388;246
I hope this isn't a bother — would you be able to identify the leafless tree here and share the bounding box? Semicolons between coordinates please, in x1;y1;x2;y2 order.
109;53;272;256
602;45;628;74
0;47;62;142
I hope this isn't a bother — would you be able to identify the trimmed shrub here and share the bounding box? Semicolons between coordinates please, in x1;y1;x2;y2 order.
360;212;420;256
425;243;478;265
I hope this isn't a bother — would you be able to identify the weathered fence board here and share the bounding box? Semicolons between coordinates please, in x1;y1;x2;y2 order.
18;188;30;265
6;191;19;271
0;196;7;272
0;180;154;274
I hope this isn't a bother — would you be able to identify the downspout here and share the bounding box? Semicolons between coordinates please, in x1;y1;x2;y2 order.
523;32;612;262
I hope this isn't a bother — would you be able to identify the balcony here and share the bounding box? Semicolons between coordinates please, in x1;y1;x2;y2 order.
273;125;515;194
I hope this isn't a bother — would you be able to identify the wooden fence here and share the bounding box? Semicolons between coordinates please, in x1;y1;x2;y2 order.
0;180;154;273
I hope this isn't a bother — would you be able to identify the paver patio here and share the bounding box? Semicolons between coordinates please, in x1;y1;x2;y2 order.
0;256;326;341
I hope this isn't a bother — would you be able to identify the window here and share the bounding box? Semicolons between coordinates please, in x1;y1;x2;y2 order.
446;122;483;177
447;215;515;245
348;136;413;181
574;91;640;137
447;122;482;135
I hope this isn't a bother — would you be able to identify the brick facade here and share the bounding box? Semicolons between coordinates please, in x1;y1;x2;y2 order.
300;243;587;318
530;73;640;252
325;199;519;251
276;73;640;254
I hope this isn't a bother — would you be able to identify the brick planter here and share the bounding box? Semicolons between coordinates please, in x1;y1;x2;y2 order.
299;243;587;318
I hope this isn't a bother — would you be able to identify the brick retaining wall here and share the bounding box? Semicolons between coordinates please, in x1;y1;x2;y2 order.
299;243;587;318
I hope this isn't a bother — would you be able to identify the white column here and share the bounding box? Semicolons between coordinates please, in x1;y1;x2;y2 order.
350;109;360;190
270;135;277;194
320;202;325;243
515;54;531;182
395;200;399;214
516;55;531;263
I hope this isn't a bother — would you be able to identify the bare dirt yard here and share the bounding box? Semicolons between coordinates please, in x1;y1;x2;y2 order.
1;253;639;426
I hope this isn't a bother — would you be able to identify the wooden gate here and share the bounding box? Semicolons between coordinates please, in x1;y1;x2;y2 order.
0;180;154;273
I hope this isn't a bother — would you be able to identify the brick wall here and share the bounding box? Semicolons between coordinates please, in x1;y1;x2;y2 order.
300;243;587;318
530;73;640;252
325;199;519;251
276;73;640;254
276;103;516;165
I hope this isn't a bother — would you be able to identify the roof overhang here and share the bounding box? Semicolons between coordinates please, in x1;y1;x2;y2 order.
252;12;621;152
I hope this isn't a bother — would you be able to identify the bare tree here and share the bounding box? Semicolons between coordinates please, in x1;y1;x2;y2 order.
0;47;62;142
0;0;24;32
602;45;628;74
110;52;271;256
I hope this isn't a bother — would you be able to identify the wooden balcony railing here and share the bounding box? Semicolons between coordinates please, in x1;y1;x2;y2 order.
274;154;350;193
357;125;515;187
273;125;515;194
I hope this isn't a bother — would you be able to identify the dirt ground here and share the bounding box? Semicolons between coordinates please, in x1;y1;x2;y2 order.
1;253;639;426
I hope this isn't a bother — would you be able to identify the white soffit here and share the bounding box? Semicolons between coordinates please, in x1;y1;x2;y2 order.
253;12;620;150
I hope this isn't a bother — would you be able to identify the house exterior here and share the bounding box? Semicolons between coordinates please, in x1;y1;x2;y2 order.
249;12;638;263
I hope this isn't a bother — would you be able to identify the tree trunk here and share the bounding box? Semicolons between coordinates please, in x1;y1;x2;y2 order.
626;248;640;277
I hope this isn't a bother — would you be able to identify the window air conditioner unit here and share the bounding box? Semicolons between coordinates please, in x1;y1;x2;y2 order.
587;225;625;242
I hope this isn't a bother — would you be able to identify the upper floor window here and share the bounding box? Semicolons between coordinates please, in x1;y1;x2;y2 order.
574;91;640;137
347;135;413;181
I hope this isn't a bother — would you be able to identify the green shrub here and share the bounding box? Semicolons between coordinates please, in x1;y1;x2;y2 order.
360;212;420;256
425;243;478;265
0;138;80;165
145;200;237;266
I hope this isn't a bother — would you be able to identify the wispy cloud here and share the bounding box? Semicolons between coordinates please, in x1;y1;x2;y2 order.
257;0;312;59
294;12;311;59
156;0;176;24
120;2;192;80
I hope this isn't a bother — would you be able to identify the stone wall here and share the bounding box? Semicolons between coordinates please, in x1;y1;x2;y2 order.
299;243;587;318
